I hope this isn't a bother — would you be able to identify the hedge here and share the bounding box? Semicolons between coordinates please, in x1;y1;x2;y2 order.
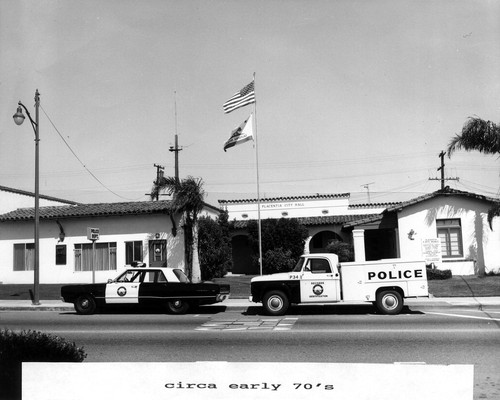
426;266;452;280
0;329;86;400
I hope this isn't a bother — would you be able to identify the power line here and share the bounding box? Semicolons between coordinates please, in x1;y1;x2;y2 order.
40;105;144;201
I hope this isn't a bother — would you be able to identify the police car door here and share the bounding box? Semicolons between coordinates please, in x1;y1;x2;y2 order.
105;270;141;304
300;257;339;303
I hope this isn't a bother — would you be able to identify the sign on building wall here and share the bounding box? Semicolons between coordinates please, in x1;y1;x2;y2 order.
87;227;100;241
421;238;442;265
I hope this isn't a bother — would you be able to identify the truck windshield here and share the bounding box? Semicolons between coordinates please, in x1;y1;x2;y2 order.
292;258;305;272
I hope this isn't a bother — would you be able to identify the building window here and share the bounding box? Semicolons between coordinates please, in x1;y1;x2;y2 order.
56;245;67;265
436;219;463;258
74;242;117;272
125;241;143;264
13;243;35;271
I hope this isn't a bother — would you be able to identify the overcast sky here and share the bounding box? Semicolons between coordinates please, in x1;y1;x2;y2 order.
1;0;499;206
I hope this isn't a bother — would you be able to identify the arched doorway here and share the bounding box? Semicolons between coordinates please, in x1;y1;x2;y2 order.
309;231;343;253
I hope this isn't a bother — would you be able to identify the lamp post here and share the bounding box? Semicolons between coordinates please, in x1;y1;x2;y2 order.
13;90;40;305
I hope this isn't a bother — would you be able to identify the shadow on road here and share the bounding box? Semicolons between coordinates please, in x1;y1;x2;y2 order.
59;304;229;316
243;304;424;316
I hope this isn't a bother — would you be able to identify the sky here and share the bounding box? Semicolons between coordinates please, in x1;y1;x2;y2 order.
0;0;499;207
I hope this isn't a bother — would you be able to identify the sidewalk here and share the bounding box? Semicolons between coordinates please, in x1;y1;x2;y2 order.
1;296;500;312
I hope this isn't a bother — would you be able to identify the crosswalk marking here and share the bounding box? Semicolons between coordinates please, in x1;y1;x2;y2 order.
196;317;298;331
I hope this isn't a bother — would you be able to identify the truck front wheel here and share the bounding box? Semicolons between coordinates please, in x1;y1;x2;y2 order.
263;290;289;316
376;290;403;315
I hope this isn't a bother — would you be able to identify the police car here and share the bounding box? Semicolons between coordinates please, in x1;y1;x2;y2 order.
61;266;230;315
250;253;428;315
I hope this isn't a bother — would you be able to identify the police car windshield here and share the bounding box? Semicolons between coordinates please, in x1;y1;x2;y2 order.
292;258;305;272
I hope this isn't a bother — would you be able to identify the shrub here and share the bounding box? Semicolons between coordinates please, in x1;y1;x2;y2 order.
263;248;296;274
0;329;86;400
325;240;354;262
426;266;452;280
198;211;232;281
247;218;309;273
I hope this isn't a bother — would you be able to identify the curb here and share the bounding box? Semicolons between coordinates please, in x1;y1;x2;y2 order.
1;297;499;312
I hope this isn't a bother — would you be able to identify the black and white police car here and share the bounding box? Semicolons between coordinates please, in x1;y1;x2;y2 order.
61;265;230;315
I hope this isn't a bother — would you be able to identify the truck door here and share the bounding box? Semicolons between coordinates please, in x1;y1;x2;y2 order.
300;257;340;303
105;270;141;304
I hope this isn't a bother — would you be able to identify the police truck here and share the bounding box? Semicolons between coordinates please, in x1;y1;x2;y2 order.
250;253;428;315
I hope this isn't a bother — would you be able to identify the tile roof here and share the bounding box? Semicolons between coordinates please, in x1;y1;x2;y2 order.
343;187;499;228
0;200;173;221
348;202;400;209
219;193;350;205
231;214;379;229
0;185;78;205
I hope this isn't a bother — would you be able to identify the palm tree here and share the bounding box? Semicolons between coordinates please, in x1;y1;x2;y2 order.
151;176;205;281
447;117;500;229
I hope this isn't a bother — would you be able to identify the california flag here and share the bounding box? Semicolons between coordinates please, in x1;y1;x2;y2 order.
223;114;254;152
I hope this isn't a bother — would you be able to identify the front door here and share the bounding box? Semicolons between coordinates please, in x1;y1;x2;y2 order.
300;257;340;303
105;270;141;304
149;240;167;268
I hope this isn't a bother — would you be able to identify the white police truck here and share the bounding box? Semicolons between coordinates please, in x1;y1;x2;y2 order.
250;253;428;315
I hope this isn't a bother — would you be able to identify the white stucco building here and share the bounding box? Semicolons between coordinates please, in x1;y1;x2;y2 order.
220;188;500;276
345;188;500;275
0;187;220;284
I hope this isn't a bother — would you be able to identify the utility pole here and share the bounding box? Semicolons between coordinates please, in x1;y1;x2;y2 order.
169;134;182;183
152;164;164;200
169;91;182;183
429;150;459;189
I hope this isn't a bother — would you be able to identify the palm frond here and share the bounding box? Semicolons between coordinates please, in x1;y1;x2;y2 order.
488;202;500;230
447;117;500;157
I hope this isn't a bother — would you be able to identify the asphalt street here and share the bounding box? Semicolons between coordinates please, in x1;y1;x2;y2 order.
2;302;500;399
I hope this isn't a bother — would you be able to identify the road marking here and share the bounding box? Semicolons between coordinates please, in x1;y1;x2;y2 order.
425;311;500;322
458;309;500;315
195;317;298;331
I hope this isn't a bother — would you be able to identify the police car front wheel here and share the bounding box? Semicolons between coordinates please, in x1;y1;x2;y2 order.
263;290;289;316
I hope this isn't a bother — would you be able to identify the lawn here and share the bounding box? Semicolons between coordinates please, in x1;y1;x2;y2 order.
0;274;498;300
427;275;500;297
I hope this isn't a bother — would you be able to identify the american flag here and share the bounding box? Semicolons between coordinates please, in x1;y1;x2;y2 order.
223;81;255;113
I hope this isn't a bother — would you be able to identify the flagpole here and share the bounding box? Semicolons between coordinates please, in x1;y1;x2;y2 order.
253;72;263;275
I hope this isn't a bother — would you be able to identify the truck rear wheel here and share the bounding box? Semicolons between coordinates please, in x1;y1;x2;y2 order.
263;290;289;316
376;290;403;315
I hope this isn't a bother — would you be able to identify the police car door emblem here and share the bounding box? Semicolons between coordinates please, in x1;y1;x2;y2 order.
312;284;323;295
117;286;127;296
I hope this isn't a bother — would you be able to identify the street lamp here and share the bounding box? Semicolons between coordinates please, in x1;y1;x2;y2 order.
13;90;40;305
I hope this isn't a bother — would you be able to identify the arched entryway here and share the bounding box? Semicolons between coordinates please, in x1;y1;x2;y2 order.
309;230;343;253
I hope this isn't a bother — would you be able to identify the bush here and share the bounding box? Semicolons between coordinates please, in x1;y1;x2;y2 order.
325;240;354;262
247;218;309;273
0;329;86;400
263;248;296;274
198;211;232;281
426;266;452;280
